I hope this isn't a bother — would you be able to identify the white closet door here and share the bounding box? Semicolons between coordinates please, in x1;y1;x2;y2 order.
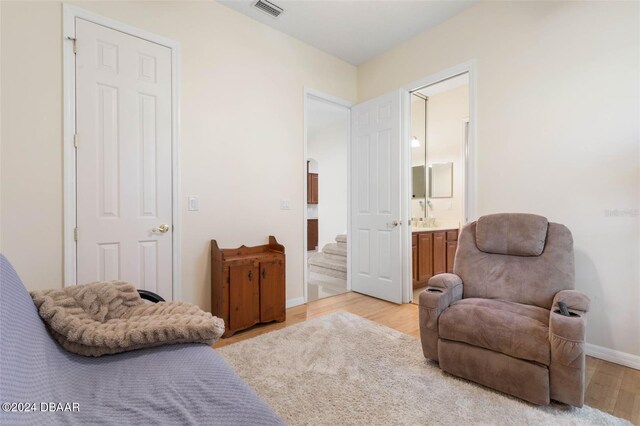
350;90;403;303
75;18;173;299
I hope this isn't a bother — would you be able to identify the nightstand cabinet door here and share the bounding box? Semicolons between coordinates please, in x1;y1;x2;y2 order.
229;263;260;332
259;259;286;323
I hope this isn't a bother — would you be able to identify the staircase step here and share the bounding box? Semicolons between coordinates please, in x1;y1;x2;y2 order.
308;255;347;273
321;252;346;262
309;265;347;280
323;243;346;257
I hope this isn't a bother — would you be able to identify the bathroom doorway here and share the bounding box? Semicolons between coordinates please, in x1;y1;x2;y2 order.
408;73;470;304
304;90;351;302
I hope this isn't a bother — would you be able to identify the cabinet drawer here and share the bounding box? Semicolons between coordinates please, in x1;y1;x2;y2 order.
412;234;417;247
446;230;458;241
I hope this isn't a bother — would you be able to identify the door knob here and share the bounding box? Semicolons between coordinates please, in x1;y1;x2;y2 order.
152;224;170;233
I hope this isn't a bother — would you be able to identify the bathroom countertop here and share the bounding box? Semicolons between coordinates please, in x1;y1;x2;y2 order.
411;224;459;233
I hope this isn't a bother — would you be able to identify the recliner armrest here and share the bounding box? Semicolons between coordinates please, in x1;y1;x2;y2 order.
549;290;589;364
419;273;463;313
548;289;589;407
552;289;590;314
418;273;463;361
428;273;463;291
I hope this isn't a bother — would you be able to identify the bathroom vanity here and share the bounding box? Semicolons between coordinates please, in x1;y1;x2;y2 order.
412;226;458;289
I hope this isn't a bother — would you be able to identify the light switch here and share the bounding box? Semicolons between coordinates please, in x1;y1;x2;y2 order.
280;200;290;210
188;196;199;211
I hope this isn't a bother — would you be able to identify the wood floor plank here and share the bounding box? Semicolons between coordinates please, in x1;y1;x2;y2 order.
613;389;640;424
585;356;599;389
212;291;638;420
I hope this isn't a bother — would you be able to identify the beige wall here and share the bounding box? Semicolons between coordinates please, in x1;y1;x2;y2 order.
359;1;640;356
0;1;357;308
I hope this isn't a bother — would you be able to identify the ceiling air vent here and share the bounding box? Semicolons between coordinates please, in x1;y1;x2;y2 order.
252;0;284;18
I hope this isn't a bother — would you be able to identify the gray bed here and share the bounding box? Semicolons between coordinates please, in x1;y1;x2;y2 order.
0;255;284;425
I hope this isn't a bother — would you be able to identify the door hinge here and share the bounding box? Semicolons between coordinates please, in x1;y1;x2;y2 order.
73;133;78;148
66;37;77;54
73;228;79;241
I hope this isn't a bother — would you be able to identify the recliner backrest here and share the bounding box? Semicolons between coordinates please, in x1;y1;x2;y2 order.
453;214;575;309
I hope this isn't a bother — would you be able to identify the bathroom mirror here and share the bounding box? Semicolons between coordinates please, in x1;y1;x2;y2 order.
412;166;426;198
429;162;453;198
410;94;427;218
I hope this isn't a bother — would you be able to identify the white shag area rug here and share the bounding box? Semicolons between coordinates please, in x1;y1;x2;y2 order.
217;312;629;426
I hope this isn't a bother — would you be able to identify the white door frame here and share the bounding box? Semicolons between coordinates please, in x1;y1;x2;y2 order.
303;88;352;304
62;4;182;299
401;60;478;303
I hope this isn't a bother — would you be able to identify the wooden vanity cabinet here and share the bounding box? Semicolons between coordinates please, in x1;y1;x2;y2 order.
307;219;318;251
211;236;286;337
307;173;318;204
412;229;458;289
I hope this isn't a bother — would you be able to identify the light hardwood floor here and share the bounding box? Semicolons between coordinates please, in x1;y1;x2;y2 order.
213;291;640;424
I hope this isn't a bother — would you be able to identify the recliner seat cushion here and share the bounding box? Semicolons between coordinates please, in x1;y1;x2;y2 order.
439;298;551;366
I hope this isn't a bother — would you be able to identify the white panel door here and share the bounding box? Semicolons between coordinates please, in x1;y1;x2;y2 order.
75;18;173;299
351;91;403;303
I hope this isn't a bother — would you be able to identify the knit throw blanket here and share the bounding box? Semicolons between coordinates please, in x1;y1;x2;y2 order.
31;281;225;357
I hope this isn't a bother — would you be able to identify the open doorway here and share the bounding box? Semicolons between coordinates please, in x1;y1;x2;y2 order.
408;73;470;304
304;92;351;302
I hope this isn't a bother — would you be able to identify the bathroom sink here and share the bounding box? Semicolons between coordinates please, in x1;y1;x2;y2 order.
411;220;459;233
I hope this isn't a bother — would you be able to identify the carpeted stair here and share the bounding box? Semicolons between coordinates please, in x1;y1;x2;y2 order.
309;234;347;291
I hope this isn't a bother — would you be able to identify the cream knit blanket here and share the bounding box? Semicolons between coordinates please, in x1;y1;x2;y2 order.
31;281;225;357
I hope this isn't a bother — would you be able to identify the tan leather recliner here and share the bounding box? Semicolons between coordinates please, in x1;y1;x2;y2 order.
419;213;590;406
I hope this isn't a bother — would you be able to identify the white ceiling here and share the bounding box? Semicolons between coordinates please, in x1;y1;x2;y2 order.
217;0;478;65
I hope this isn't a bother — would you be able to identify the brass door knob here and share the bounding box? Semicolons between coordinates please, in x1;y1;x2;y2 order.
152;224;170;233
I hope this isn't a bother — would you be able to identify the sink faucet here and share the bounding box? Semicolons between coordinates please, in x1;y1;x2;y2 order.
426;199;436;227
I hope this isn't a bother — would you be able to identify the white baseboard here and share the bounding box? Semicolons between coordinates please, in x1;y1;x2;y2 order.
585;343;640;370
286;297;305;309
